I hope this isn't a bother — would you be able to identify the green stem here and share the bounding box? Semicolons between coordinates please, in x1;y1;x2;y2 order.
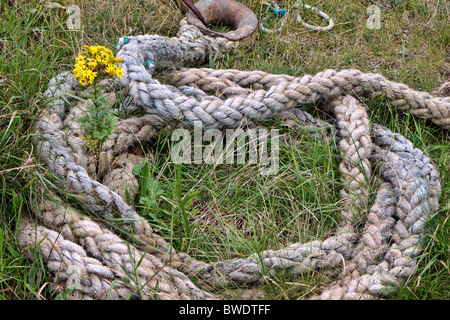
92;81;101;175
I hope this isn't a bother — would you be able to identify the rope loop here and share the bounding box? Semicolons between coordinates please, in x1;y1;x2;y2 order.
259;2;288;33
294;1;334;31
259;1;334;33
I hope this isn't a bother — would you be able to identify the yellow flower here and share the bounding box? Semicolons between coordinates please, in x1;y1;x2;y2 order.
79;77;88;86
84;69;95;84
87;59;98;69
75;55;86;64
88;46;98;55
73;45;123;85
106;64;116;76
115;67;123;79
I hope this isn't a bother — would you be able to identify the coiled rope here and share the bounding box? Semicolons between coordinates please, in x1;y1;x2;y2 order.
18;17;449;300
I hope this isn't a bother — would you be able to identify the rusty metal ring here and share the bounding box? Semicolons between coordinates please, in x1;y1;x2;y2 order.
186;0;258;41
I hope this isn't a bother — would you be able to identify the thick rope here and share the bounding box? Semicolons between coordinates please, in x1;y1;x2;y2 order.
166;67;450;129
20;192;216;300
19;18;446;300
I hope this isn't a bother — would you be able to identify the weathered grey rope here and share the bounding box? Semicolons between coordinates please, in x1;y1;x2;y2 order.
19;219;133;300
185;96;440;296
167;67;450;129
20;192;216;300
313;123;441;299
20;18;445;299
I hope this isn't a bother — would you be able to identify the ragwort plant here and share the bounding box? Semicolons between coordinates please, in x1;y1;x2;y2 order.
73;45;123;174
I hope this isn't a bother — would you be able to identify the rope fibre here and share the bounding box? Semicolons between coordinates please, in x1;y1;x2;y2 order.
18;17;449;300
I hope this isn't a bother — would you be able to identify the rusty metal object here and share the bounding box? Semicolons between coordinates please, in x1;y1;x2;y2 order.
186;0;258;41
180;0;208;26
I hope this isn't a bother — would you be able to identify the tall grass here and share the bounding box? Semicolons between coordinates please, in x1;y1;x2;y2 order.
0;0;448;299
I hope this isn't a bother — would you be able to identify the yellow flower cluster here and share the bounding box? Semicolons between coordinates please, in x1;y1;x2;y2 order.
73;45;124;86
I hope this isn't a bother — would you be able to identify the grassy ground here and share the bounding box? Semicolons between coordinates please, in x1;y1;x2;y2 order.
0;0;448;299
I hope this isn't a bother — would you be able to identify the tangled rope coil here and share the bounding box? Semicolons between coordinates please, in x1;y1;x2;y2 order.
18;17;449;300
